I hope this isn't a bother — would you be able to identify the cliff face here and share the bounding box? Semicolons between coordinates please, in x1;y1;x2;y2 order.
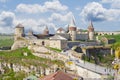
0;47;65;79
0;62;52;75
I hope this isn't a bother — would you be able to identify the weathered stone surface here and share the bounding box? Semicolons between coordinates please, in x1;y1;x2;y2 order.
11;40;27;50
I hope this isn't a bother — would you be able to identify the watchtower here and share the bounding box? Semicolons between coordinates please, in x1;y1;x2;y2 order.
14;24;25;41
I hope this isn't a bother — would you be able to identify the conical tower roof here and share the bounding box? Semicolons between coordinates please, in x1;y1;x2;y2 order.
88;21;94;32
44;25;49;31
69;16;76;27
43;25;49;35
16;23;24;28
89;21;93;28
28;29;33;36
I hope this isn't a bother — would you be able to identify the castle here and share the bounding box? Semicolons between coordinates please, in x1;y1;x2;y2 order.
12;17;95;50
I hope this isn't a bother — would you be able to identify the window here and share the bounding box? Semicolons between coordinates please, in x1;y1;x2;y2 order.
42;41;45;45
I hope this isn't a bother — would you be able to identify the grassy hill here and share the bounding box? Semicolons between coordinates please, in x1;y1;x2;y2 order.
98;34;120;43
0;47;64;79
104;34;120;43
0;47;64;67
100;34;120;49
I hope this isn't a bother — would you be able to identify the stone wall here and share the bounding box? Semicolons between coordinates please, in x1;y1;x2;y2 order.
49;40;67;50
28;39;50;47
56;33;70;40
11;40;27;50
76;65;101;79
76;34;88;40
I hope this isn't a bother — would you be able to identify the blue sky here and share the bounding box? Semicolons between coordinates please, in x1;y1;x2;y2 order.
0;0;120;34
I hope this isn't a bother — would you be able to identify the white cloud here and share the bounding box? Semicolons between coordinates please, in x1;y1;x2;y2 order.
101;0;120;9
0;11;15;33
49;12;73;23
101;0;114;3
80;2;107;21
0;11;15;27
80;2;120;22
111;0;120;9
16;0;68;14
15;18;56;34
0;11;57;34
16;4;46;14
44;0;68;12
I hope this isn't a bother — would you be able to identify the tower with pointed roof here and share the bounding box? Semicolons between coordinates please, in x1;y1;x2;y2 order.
43;26;49;35
88;21;94;40
68;16;77;41
14;23;25;41
28;29;33;36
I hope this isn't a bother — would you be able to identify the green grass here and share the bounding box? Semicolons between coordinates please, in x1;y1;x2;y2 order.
0;47;65;79
83;34;120;67
98;34;120;49
104;34;120;44
0;35;14;47
98;34;120;43
83;53;115;67
0;47;64;67
0;68;27;80
47;47;62;52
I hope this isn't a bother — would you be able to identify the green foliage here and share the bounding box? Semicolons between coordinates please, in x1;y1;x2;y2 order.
112;42;120;49
99;34;120;44
0;35;14;47
83;52;115;67
0;68;27;80
0;47;64;79
104;34;120;42
0;47;64;67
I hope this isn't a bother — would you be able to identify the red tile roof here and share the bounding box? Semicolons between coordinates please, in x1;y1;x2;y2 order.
40;71;74;80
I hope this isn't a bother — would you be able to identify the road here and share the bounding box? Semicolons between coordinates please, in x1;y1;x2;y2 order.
61;50;116;76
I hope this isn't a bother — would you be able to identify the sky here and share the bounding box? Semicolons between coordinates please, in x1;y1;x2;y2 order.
0;0;120;34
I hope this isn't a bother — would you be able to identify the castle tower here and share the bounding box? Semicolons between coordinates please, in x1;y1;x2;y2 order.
14;24;25;41
43;26;49;35
68;16;77;41
28;29;33;36
88;21;94;40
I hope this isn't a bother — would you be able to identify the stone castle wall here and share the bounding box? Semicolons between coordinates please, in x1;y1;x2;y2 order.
56;33;70;40
76;34;89;40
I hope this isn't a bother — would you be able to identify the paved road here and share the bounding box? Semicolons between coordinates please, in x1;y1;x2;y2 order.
76;60;115;75
61;50;116;76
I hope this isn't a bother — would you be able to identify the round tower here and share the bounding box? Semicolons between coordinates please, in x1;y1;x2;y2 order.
43;26;49;35
69;16;77;41
88;21;94;40
14;24;25;41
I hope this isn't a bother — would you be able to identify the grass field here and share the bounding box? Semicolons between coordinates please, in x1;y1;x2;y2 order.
0;35;14;47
